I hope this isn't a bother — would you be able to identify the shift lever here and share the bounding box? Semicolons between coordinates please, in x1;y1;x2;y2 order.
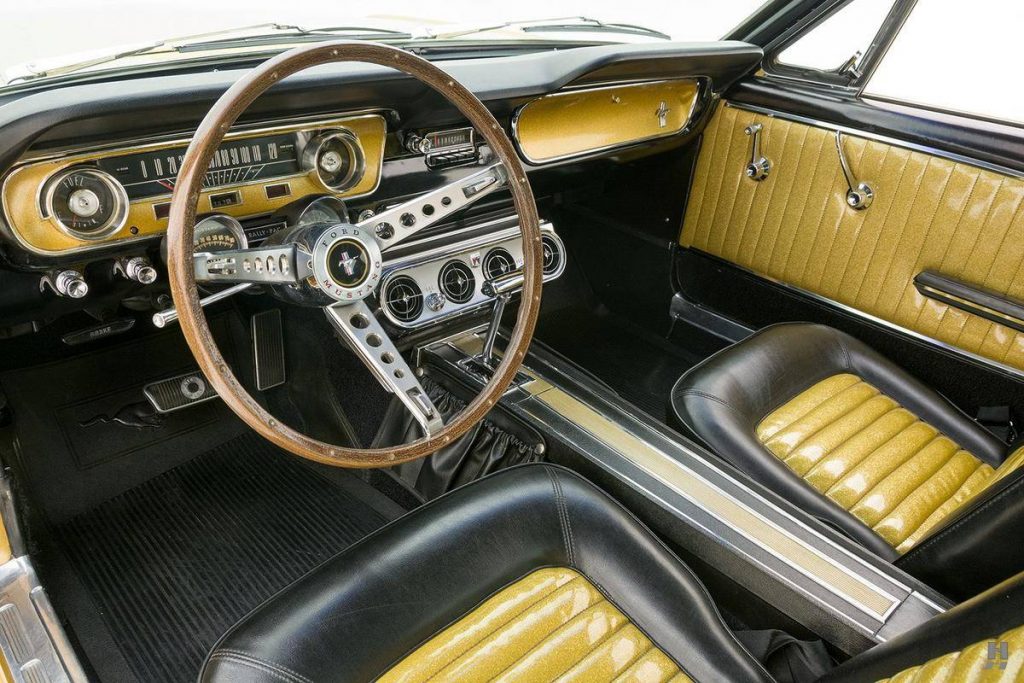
479;271;525;366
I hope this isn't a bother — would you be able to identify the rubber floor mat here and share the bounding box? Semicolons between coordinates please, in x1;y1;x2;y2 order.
54;433;393;683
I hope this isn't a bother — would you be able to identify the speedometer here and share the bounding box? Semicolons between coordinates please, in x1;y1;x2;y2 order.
193;215;248;253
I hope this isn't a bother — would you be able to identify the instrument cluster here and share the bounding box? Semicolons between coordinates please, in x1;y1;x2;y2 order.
378;218;565;329
1;114;386;257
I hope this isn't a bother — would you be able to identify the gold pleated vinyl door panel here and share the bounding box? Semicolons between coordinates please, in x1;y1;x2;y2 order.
680;104;1024;372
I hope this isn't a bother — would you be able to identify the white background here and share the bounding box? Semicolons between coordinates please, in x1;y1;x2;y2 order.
0;1;765;67
1;0;1020;125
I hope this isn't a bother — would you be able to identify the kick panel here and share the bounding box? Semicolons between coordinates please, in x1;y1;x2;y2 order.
681;103;1024;374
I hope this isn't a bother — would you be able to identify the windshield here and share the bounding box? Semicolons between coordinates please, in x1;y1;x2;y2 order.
1;1;768;87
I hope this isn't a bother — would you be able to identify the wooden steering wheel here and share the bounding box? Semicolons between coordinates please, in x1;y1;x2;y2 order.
166;42;542;468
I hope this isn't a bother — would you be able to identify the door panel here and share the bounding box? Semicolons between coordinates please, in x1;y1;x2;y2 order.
680;103;1024;373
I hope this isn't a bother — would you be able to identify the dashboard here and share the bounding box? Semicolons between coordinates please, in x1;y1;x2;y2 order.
0;40;763;336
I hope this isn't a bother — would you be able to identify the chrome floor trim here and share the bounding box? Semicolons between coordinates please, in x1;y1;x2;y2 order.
0;557;86;682
424;331;951;655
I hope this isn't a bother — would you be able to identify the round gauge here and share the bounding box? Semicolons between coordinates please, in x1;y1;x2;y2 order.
44;167;128;240
302;129;365;192
297;196;348;228
193;214;248;253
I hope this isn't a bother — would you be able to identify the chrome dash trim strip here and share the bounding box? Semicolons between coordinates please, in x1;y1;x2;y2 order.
724;101;1024;181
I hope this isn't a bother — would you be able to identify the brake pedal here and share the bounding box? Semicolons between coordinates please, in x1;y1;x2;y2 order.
144;372;217;413
252;309;286;390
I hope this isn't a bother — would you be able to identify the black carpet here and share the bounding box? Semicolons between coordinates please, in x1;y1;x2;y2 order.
53;433;397;683
537;306;702;420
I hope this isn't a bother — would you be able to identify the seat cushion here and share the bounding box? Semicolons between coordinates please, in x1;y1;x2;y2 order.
671;323;1008;560
378;567;690;683
200;463;770;683
757;373;1024;553
876;624;1024;682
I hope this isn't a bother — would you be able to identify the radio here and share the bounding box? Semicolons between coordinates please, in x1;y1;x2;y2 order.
405;127;478;170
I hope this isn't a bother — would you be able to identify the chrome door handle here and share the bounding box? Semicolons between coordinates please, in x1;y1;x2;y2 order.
835;131;874;210
744;123;771;181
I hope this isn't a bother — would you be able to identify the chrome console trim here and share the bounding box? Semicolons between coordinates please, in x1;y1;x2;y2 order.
424;330;951;654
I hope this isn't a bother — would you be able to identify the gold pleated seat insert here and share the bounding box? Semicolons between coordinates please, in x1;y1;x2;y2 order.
878;624;1024;682
756;374;1024;553
378;568;692;683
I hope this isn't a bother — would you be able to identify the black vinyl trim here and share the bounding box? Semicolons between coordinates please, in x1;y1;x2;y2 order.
914;271;1024;335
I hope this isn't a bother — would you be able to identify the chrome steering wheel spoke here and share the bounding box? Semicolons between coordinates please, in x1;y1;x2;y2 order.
194;244;312;285
361;162;507;251
324;300;444;437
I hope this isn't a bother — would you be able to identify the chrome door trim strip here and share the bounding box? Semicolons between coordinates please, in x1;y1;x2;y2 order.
0;557;86;682
703;250;1024;382
724;101;1024;181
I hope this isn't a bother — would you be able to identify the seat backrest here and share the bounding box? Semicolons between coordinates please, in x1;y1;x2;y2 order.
896;463;1024;601
823;570;1024;681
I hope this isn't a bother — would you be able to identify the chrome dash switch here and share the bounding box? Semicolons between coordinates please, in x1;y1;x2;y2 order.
42;269;89;299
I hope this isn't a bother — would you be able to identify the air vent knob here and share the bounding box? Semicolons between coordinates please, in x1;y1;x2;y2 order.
425;292;446;312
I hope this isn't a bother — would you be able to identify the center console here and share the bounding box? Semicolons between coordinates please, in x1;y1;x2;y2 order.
420;328;952;656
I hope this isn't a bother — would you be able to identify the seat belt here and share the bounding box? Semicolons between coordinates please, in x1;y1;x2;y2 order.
976;405;1017;443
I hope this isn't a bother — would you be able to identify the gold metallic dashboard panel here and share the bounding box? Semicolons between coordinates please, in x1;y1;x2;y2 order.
513;80;699;164
680;103;1024;374
1;114;386;256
